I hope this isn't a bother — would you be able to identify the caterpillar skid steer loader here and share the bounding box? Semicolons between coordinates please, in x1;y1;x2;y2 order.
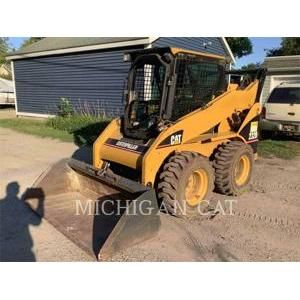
24;47;266;260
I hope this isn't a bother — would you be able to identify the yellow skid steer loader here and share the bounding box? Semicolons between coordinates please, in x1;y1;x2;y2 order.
24;47;266;260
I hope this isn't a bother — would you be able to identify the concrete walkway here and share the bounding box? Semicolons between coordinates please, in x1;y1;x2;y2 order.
0;127;93;261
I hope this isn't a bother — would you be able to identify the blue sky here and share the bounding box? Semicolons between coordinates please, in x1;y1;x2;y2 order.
234;37;281;68
8;37;282;68
8;37;27;50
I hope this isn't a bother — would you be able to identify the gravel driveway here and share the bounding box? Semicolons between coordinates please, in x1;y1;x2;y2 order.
0;127;93;261
107;155;300;262
1;124;299;261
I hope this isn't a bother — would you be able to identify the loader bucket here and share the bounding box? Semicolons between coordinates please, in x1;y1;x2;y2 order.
22;159;161;260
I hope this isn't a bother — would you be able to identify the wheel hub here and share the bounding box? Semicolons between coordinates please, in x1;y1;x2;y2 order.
234;154;250;186
185;169;208;206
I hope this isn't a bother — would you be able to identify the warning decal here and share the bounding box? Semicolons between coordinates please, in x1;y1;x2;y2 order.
249;121;258;140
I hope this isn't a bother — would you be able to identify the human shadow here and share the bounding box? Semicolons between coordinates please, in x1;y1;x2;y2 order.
0;182;44;262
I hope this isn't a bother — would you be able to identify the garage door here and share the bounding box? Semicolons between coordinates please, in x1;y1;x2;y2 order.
270;75;300;91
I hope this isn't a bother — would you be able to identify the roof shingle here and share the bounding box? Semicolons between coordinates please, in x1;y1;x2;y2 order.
8;37;147;56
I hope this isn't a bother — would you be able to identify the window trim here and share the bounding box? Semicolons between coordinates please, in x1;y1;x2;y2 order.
267;87;300;104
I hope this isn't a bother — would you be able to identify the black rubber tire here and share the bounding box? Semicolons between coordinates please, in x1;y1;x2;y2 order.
157;151;214;218
213;141;254;196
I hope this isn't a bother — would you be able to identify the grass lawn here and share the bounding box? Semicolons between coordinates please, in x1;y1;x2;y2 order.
0;117;299;159
0;118;73;142
257;139;300;160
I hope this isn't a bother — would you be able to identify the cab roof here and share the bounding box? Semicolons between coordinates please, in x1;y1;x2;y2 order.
170;47;226;61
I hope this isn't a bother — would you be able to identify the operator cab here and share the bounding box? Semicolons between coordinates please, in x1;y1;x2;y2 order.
122;47;228;140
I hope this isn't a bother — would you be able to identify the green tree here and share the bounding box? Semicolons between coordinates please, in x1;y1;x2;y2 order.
0;37;9;65
241;62;261;70
0;37;12;79
21;37;43;48
266;37;300;56
226;37;253;58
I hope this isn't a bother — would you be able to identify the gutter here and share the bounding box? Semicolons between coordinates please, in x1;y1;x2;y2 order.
221;37;236;65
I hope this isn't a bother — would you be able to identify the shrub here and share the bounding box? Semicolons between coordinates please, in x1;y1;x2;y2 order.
46;114;111;146
48;99;113;145
57;97;74;117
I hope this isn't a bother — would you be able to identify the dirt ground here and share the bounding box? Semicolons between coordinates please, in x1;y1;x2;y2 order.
109;156;300;261
1;120;299;261
0;106;15;119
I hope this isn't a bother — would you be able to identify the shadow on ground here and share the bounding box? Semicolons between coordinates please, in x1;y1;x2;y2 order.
0;182;44;262
260;130;300;142
72;145;93;164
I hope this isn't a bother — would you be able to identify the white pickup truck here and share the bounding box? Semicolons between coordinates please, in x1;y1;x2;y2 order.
260;82;300;137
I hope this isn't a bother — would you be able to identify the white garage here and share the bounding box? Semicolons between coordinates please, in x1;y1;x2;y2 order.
261;55;300;103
